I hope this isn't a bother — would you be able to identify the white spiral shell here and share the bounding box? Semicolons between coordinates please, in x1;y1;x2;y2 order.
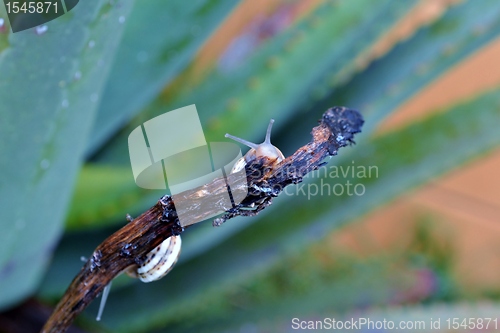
126;235;182;283
97;235;182;321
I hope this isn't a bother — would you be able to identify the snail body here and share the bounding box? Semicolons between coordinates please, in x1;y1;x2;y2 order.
225;119;284;173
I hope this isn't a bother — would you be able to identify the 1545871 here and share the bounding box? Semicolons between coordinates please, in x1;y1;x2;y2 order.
4;1;59;14
446;318;498;330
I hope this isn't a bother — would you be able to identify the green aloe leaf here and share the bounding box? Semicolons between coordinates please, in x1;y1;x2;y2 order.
76;0;500;244
150;215;457;332
64;165;156;230
284;0;500;147
0;0;133;310
92;0;417;166
66;0;417;234
86;0;239;155
39;87;500;331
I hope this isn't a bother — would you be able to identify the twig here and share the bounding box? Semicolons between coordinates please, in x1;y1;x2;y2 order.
41;107;364;333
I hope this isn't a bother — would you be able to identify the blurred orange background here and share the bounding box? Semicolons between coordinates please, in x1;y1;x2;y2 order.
189;0;500;295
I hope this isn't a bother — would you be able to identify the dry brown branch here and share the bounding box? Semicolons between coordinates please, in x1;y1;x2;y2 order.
41;106;364;333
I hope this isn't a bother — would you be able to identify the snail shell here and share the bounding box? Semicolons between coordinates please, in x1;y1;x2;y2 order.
96;235;182;321
126;235;182;283
225;119;284;173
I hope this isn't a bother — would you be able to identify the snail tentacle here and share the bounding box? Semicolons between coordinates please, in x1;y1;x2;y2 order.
225;119;284;173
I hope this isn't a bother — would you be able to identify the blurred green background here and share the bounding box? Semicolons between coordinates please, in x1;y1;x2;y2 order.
1;0;500;332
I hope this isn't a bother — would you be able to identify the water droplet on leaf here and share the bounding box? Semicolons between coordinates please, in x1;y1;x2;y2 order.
40;159;50;170
35;25;48;35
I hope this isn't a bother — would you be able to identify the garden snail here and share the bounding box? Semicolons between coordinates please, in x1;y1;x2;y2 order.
96;221;182;320
124;234;182;283
96;120;281;320
225;119;284;173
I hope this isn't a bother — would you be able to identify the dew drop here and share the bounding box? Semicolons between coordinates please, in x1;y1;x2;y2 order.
90;93;98;102
0;18;5;32
74;71;82;80
88;40;95;48
35;25;48;35
118;16;125;24
62;99;69;108
40;159;50;170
